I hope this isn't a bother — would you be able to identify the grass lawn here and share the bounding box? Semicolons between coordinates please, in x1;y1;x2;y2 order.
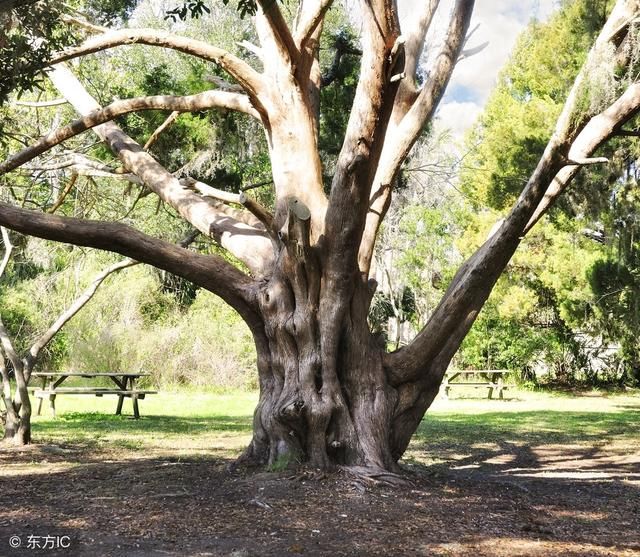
25;388;640;466
30;390;259;458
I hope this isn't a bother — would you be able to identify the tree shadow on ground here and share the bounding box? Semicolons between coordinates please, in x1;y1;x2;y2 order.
1;406;639;556
0;449;638;557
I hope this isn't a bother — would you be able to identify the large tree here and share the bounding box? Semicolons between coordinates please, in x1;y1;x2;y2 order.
0;0;638;471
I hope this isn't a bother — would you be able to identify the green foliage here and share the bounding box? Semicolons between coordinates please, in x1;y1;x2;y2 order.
0;1;77;105
62;261;257;389
318;30;360;157
0;239;79;366
166;0;261;21
82;0;138;25
461;0;609;210
453;0;640;385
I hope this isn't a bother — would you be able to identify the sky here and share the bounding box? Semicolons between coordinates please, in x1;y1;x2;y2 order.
409;0;559;141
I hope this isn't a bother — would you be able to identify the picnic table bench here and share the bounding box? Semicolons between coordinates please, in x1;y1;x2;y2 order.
442;370;514;399
29;372;156;419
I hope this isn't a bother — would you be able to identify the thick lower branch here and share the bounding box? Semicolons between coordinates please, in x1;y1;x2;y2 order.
0;202;258;318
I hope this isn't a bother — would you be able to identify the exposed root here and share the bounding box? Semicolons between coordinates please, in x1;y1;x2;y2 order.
339;465;414;488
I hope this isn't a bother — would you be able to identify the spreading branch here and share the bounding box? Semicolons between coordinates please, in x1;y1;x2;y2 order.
387;0;640;386
325;0;403;271
0;90;259;175
46;64;274;274
359;0;475;274
0;202;259;318
49;28;265;102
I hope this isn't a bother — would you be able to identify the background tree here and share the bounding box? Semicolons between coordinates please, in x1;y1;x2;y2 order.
0;226;136;444
0;0;638;473
459;0;640;384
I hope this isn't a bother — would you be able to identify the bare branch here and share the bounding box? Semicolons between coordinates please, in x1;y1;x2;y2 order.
320;36;362;87
238;40;264;60
180;178;276;233
0;226;13;279
458;40;489;61
13;99;68;107
401;0;440;89
358;0;474;274
565;156;610;165
0;90;259;176
239;192;278;241
144;111;180;151
60;14;109;34
180;177;240;204
256;0;300;63
46;64;274;273
49;28;265;101
526;82;640;233
48;173;78;214
204;75;245;92
295;0;334;48
26;258;138;368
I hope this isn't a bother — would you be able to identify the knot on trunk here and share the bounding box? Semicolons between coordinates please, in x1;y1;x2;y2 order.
279;398;305;421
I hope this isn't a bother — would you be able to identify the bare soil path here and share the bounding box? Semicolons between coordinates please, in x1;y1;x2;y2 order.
1;391;638;556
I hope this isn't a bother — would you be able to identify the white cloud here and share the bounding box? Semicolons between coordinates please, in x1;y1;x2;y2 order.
434;101;483;142
446;0;557;105
397;0;560;141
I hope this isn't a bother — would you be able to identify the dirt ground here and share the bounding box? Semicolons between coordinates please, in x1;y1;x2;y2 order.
1;438;639;557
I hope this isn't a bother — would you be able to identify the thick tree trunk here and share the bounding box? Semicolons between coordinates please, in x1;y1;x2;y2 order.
240;283;450;470
236;199;432;471
241;290;398;470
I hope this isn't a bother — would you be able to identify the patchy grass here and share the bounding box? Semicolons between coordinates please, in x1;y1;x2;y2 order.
407;391;640;481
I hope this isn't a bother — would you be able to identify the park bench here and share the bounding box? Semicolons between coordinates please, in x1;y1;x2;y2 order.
441;370;514;399
29;372;156;419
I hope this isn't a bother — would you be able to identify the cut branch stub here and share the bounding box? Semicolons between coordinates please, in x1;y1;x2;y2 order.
281;197;311;257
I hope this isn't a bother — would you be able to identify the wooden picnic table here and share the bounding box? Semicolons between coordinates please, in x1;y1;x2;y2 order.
29;372;156;419
442;369;513;399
